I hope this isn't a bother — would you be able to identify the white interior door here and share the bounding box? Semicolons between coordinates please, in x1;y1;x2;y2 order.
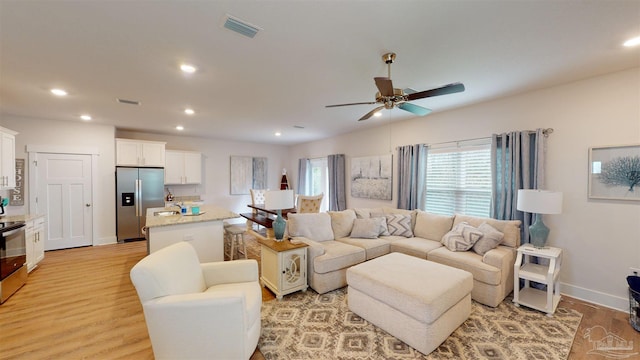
36;153;93;250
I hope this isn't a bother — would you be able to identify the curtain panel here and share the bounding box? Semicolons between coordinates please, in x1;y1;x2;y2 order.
397;144;428;210
297;158;309;195
491;128;546;242
328;154;346;211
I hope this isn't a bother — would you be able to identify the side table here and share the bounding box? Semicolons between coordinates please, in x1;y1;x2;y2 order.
513;244;563;316
258;238;308;300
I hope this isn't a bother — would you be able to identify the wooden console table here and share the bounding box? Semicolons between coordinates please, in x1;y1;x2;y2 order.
240;204;296;241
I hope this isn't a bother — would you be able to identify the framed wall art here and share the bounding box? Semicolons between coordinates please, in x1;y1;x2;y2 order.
588;144;640;201
351;154;392;200
230;156;268;195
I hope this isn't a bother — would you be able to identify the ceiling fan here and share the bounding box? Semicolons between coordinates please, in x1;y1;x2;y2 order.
326;52;465;121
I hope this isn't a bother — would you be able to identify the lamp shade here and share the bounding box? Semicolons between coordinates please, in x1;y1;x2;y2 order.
516;189;563;214
264;190;294;210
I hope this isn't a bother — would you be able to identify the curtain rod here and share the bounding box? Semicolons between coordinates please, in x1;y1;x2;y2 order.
395;128;554;150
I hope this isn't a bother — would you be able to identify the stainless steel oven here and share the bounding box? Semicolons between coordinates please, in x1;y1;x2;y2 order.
0;221;26;303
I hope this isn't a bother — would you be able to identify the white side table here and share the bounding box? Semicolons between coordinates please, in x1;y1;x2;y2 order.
258;238;308;300
513;245;563;316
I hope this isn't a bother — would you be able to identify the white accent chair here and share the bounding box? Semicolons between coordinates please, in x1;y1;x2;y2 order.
130;242;261;360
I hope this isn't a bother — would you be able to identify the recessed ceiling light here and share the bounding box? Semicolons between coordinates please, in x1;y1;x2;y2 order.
184;108;195;115
374;111;382;117
180;64;197;73
176;125;184;131
275;132;282;137
624;36;640;47
50;88;68;96
80;115;92;121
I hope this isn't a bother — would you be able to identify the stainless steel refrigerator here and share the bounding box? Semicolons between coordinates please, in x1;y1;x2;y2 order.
116;167;165;242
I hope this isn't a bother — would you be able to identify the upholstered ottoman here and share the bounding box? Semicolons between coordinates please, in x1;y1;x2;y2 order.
346;252;473;355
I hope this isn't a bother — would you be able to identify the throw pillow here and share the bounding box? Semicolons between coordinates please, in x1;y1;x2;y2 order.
370;212;390;236
472;222;504;255
287;213;334;242
441;222;483;251
328;209;356;238
385;214;413;237
350;218;383;239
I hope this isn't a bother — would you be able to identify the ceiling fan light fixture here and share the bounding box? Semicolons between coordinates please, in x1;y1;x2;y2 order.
374;111;382;117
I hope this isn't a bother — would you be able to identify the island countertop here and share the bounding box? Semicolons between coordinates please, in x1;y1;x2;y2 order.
145;205;239;228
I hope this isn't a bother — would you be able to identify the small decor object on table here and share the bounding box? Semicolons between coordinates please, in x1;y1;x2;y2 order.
516;189;563;248
589;144;640;201
258;237;307;300
513;245;563;316
264;190;294;241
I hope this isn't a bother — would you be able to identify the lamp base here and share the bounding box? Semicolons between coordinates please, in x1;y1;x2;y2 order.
273;210;286;242
529;215;550;248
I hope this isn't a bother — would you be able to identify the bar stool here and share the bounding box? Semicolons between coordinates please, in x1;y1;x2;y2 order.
224;224;247;260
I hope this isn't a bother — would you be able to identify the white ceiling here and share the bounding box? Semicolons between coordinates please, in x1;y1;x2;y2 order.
1;1;639;145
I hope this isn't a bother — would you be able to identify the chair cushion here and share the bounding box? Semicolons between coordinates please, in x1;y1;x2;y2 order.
287;213;334;241
130;242;206;303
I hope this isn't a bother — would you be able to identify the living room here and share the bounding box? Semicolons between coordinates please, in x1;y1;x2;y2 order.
0;1;639;358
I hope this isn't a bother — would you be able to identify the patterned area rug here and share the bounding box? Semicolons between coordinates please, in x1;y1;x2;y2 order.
259;288;582;360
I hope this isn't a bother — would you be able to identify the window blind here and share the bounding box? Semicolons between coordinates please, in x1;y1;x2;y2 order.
425;144;492;217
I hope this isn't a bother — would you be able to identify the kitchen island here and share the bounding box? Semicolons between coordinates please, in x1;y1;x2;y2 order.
145;205;238;262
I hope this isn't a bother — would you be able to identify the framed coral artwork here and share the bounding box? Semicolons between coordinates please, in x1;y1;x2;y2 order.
588;144;640;201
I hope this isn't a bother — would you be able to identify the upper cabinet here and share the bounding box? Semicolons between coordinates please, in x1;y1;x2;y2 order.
116;138;166;167
165;150;202;184
0;127;17;189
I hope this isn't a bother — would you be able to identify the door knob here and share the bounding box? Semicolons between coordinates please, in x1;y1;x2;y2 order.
86;204;91;207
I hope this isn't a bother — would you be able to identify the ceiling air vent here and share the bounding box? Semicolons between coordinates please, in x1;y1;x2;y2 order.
117;98;140;106
222;14;261;39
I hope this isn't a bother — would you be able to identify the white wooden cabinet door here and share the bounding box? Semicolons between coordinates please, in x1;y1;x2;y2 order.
183;152;202;184
0;128;17;189
116;139;165;167
25;220;35;272
164;150;184;184
34;217;45;265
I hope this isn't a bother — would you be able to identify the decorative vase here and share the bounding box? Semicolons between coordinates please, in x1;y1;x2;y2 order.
273;209;286;241
529;215;550;248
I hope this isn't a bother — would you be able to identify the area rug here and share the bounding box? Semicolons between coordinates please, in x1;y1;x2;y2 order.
259;288;582;360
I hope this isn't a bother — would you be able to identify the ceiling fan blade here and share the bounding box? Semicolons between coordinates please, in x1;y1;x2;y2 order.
403;88;417;95
374;77;394;97
398;102;432;116
406;82;465;101
358;106;385;121
326;101;377;108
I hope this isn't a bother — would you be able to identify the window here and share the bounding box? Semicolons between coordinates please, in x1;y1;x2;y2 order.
308;157;329;212
425;142;492;217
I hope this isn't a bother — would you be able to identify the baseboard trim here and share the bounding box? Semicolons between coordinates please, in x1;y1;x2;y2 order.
95;235;117;246
561;282;628;313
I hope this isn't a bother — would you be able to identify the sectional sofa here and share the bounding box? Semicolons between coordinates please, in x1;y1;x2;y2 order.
286;208;522;307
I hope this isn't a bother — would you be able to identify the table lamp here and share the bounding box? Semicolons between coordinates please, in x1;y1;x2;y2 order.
264;190;294;241
516;189;563;248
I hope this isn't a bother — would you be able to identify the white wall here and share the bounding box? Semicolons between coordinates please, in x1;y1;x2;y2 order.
0;116;117;245
116;130;290;221
290;67;640;311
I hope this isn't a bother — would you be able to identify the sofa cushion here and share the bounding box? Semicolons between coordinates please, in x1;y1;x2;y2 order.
472;222;504;255
313;241;366;274
336;237;390;260
385;214;413;237
427;247;501;285
350;218;382;239
354;208;385;219
287;213;334;242
453;215;521;248
389;237;442;259
328;209;356;238
413;211;455;241
441;222;483;251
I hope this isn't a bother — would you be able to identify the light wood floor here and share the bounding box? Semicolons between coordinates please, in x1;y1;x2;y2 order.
0;239;636;359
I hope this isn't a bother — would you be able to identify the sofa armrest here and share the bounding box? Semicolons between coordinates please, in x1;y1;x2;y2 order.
482;245;516;279
201;259;259;287
291;236;326;258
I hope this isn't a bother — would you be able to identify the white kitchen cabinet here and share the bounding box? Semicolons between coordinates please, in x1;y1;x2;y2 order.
116;138;166;167
25;216;46;272
0;127;17;189
164;150;202;184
